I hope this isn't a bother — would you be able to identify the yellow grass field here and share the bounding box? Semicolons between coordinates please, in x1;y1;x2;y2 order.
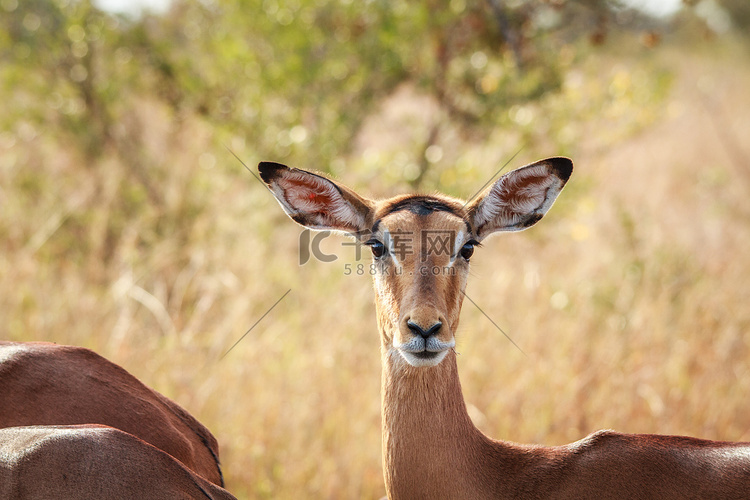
2;38;750;498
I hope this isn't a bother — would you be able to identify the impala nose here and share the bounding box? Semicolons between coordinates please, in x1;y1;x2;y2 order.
407;320;443;339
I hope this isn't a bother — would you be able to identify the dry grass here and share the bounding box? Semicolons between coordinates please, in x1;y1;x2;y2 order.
2;39;750;499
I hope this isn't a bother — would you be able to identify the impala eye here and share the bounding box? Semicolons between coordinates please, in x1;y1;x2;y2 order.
367;239;386;259
459;240;478;261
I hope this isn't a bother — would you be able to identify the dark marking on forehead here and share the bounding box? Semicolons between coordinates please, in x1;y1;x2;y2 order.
371;196;472;235
383;196;462;217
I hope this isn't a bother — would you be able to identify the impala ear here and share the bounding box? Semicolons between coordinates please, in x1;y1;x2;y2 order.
467;157;573;240
258;162;374;234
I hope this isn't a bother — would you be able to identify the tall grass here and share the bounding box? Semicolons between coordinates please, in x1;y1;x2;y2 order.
2;41;750;498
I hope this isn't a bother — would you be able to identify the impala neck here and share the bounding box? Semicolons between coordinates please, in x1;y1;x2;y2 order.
380;331;521;499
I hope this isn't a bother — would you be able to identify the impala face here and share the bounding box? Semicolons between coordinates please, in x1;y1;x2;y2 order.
259;157;572;368
368;197;472;367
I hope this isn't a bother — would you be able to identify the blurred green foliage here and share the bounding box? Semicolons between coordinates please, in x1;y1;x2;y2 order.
0;0;580;280
0;0;663;167
1;0;741;276
2;0;740;176
1;0;740;281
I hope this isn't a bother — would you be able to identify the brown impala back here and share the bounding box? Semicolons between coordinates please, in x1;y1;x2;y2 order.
0;424;235;499
0;341;224;487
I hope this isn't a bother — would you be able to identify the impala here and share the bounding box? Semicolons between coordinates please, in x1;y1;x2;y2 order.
0;341;224;487
260;158;750;499
0;424;235;499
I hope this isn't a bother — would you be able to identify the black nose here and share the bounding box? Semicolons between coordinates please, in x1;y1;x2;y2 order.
407;320;442;339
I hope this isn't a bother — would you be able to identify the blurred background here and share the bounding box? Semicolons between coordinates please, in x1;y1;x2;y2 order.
2;0;750;497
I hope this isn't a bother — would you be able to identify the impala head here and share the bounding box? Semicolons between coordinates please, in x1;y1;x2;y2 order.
259;158;572;368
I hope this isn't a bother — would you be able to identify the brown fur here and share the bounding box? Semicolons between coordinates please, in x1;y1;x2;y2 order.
381;348;750;499
0;341;224;487
261;158;750;499
0;425;235;499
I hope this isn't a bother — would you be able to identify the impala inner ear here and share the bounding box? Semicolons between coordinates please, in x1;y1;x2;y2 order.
467;157;572;239
259;162;373;233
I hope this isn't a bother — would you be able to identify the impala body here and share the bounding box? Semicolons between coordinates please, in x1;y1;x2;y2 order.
0;424;235;499
0;341;224;487
260;158;750;499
